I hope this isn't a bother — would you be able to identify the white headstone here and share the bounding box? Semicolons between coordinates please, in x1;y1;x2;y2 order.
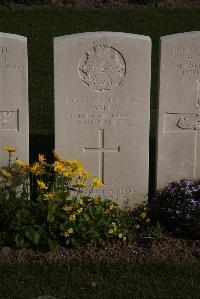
156;32;200;189
0;33;29;166
54;32;151;206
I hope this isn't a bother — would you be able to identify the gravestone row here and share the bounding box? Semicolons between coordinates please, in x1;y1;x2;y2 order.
0;31;200;207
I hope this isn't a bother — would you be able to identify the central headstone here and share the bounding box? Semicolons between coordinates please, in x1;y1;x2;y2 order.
0;33;29;166
54;32;151;206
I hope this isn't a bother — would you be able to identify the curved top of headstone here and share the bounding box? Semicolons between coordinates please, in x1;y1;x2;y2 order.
54;31;151;42
161;31;200;41
0;32;26;41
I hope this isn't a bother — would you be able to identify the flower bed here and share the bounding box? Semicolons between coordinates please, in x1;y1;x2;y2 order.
0;146;199;255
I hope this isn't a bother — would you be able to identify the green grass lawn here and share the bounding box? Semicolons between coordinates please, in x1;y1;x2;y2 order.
0;260;199;298
0;8;200;136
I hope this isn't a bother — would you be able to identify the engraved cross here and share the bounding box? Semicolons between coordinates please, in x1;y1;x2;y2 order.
83;129;120;183
0;111;11;128
164;80;200;178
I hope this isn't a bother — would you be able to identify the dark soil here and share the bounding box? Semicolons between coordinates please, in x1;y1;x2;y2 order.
0;238;199;264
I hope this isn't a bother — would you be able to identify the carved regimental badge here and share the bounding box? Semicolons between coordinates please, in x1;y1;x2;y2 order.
79;43;126;92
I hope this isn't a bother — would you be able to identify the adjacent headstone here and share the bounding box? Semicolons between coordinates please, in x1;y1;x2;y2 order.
0;33;29;166
54;32;151;206
156;32;200;189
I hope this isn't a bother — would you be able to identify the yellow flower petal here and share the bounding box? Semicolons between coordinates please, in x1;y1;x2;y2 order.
140;212;147;219
92;177;103;188
0;169;12;179
68;227;74;234
64;231;70;237
38;154;46;163
44;192;55;200
37;180;48;190
53;149;62;161
53;161;68;174
77;168;90;179
69;214;76;221
4;145;16;153
30;162;45;176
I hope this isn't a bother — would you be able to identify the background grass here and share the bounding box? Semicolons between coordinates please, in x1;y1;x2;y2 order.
0;260;199;298
1;8;200;136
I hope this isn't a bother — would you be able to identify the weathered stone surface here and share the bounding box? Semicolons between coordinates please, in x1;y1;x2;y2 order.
0;33;29;166
156;32;200;189
54;32;151;206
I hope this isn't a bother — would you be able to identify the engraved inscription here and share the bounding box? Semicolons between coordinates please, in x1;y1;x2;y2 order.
91;187;136;204
164;80;200;178
0;110;19;130
177;114;200;130
67;96;136;126
162;47;200;77
0;47;23;73
79;43;126;91
83;129;120;183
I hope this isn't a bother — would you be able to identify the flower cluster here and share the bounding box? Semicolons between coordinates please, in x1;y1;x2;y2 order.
0;146;103;197
154;179;200;239
0;146;129;249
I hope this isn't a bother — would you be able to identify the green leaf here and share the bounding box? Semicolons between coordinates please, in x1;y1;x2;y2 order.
47;238;58;250
33;231;41;244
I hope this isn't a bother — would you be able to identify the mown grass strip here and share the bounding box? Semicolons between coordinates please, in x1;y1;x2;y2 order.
0;260;199;298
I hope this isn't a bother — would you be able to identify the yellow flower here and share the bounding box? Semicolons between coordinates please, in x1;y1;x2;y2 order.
16;159;27;167
53;161;67;174
4;145;16;153
64;227;74;237
77;207;83;214
0;169;12;179
68;227;74;234
66;159;83;172
143;206;148;212
109;204;114;210
79;198;84;205
44;192;55;201
112;222;117;232
63;170;73;178
118;233;123;239
92;177;103;188
77;168;90;179
71;159;82;169
38;154;46;163
64;231;70;237
140;212;147;219
53;149;62;161
15;159;29;172
37;180;48;190
123;237;127;242
108;229;114;234
146;218;151;224
30;162;45;175
69;214;76;221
